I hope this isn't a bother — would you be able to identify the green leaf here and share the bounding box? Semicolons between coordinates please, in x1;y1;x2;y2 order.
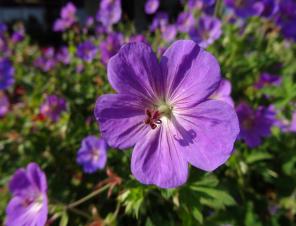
60;211;69;226
192;207;203;224
246;152;273;164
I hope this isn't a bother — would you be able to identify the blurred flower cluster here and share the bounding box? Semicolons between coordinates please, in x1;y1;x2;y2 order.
1;0;296;225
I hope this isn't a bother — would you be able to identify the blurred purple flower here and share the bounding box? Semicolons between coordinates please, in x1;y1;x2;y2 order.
145;0;160;15
96;0;122;28
129;34;148;43
189;15;222;48
260;0;278;18
53;2;77;32
99;32;123;65
224;0;264;18
40;95;67;122
5;163;48;226
290;111;296;132
188;0;216;14
11;32;25;43
255;73;282;89
276;0;296;41
161;24;177;42
94;40;239;188
176;12;195;33
77;41;98;63
34;48;56;72
150;12;169;31
236;103;276;148
0;92;9;117
210;79;234;107
0;58;14;90
57;46;71;65
76;136;108;173
0;23;7;36
86;16;94;27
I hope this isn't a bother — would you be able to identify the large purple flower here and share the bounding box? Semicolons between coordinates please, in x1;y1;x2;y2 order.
40;95;67;122
210;79;234;107
0;92;9;117
5;163;48;226
94;40;239;188
176;12;196;33
0;58;14;90
77;41;98;63
224;0;264;18
255;72;281;89
189;15;222;48
76;136;108;173
236;103;276;148
53;2;77;32
145;0;160;15
99;32;123;65
96;0;122;28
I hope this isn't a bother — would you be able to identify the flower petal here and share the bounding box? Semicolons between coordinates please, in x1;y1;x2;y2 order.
27;163;47;193
94;94;150;149
108;42;163;102
160;40;221;107
131;122;188;188
173;100;239;171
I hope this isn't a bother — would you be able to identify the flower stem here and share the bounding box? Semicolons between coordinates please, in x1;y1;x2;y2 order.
67;184;110;209
214;0;222;18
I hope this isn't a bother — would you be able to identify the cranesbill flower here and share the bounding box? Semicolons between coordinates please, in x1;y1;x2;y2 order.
99;32;123;65
5;163;48;226
95;40;239;188
77;41;98;63
150;11;169;31
236;103;275;148
176;12;195;33
76;136;108;173
276;0;296;41
57;46;70;65
34;48;56;72
96;0;122;28
53;2;77;32
224;0;264;18
189;15;222;48
0;58;14;90
255;72;281;89
0;92;9;117
290;111;296;132
145;0;160;15
40;95;67;122
161;24;177;42
210;79;234;107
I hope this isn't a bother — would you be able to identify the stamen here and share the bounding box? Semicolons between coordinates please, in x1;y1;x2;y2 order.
144;108;162;129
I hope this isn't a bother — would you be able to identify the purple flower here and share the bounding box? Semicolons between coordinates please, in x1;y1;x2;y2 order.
236;103;276;148
255;73;282;89
145;0;160;15
276;0;296;41
150;12;169;31
56;46;71;65
40;95;67;122
53;2;77;32
224;0;264;18
0;92;9;117
5;163;48;226
76;41;98;63
0;23;7;36
290;111;296;132
161;25;177;42
260;0;278;18
99;32;123;65
76;136;108;173
94;40;239;188
11;31;25;43
0;58;14;90
210;79;234;107
96;0;122;28
34;48;56;72
176;12;196;33
189;15;222;48
188;0;216;14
